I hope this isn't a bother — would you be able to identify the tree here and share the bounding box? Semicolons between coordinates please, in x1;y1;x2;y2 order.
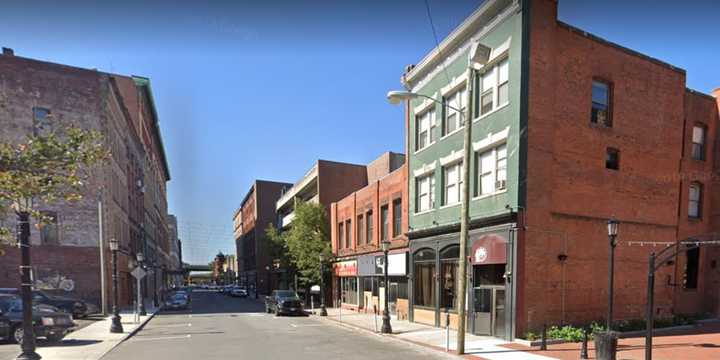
266;200;332;286
0;126;108;243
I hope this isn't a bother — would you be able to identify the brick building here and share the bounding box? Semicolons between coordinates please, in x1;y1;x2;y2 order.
330;152;408;318
0;48;172;310
234;180;292;295
397;0;720;340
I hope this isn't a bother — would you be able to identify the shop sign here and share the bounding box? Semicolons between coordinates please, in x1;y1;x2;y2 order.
470;233;507;265
333;260;357;276
373;252;407;276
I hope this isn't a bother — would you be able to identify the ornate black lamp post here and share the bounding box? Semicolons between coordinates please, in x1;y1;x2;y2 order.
380;240;392;334
109;238;123;333
136;252;147;316
319;253;327;316
606;218;619;330
14;197;40;360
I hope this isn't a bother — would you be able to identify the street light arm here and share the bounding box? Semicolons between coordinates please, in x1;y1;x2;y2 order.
415;93;464;114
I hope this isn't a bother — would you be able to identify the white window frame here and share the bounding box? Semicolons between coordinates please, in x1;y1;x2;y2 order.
474;143;508;198
442;86;466;138
478;58;510;119
415;173;435;213
442;161;463;207
692;125;706;161
689;183;702;218
415;108;437;152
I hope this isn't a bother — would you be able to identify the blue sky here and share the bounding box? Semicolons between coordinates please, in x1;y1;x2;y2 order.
2;0;718;264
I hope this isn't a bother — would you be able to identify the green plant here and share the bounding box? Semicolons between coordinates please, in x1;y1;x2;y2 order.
523;332;539;341
547;325;586;342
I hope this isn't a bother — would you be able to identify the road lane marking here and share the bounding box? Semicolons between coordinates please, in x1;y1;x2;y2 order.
289;323;324;328
161;323;192;328
133;334;191;342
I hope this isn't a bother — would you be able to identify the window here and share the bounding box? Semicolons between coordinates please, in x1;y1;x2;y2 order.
415;173;435;212
689;182;703;219
341;277;358;305
478;58;509;117
443;86;466;136
413;249;436;307
475;143;507;196
440;245;459;310
416;108;437;151
357;214;364;246
32;107;52;136
366;210;373;244
345;219;352;248
392;198;402;238
338;222;344;249
606;148;619;170
40;211;58;245
442;162;463;206
380;204;389;241
692;125;706;160
683;247;699;289
591;81;612;126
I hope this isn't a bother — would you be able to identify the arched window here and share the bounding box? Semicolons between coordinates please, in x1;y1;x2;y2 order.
413;249;436;307
440;245;459;310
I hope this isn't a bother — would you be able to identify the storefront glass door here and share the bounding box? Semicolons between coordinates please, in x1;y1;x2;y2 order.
472;264;506;337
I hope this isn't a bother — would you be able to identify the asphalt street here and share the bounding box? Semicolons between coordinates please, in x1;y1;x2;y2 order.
102;290;453;360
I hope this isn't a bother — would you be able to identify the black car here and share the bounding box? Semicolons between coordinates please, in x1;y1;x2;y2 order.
265;290;304;316
0;289;89;319
0;294;75;344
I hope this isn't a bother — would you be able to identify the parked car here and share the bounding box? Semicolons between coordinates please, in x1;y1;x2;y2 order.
0;294;75;344
265;290;304;316
0;289;89;319
230;287;248;298
163;293;190;311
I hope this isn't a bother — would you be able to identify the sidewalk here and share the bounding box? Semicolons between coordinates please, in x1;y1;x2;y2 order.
319;308;556;360
36;306;158;360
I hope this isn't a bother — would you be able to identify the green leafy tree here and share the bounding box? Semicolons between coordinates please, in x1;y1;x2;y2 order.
266;200;332;286
0;126;108;244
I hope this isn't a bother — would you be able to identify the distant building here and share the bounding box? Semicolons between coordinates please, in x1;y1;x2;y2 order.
234;180;292;295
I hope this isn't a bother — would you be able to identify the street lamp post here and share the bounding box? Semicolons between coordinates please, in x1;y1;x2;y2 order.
136;252;147;316
607;218;619;330
380;240;392;334
386;39;490;354
109;238;124;333
14;197;40;360
152;261;159;308
319;253;327;316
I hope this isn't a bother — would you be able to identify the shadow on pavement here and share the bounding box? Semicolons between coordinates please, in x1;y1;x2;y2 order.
37;339;103;347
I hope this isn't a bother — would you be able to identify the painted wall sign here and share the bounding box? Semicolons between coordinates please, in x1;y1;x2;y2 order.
333;260;357;276
470;233;507;265
373;252;407;276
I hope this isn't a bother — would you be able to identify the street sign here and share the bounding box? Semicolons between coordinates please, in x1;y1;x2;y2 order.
310;285;320;294
131;267;147;280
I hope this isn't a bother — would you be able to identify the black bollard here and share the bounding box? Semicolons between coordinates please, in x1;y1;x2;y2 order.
540;324;548;350
580;327;589;359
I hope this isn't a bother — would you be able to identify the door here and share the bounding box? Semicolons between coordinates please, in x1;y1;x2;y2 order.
472;263;507;337
0;318;8;340
388;283;398;315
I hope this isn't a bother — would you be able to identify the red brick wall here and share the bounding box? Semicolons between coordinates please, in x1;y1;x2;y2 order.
674;91;720;315
523;0;687;333
331;165;408;258
0;245;102;307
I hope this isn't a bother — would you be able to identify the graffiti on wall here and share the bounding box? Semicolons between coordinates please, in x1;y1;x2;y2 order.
33;269;75;292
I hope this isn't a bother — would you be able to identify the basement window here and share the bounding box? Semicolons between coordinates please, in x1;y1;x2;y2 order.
606;148;620;170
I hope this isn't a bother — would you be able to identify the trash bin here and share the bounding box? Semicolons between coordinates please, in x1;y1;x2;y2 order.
594;331;619;360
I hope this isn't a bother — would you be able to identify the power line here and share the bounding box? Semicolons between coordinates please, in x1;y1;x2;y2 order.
423;0;452;85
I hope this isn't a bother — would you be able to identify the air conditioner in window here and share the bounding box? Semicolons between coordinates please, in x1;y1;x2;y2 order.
495;180;507;190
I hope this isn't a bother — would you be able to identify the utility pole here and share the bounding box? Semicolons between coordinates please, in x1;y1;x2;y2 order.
456;65;476;355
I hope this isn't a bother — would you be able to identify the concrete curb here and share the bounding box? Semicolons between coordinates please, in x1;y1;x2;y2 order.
96;310;159;360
